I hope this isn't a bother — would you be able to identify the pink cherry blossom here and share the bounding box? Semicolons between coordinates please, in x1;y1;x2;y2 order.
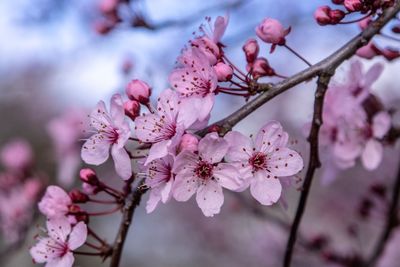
81;94;132;180
0;138;33;171
169;48;218;122
47;107;87;186
189;15;229;65
30;217;87;267
173;132;241;217
38;186;72;219
145;155;175;213
135;89;195;164
224;121;303;205
255;18;290;48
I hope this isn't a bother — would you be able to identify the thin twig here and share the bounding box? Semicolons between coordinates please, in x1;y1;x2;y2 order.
109;179;147;267
283;72;333;267
365;157;400;267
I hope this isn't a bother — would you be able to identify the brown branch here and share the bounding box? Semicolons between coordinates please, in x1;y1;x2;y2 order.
365;157;400;267
283;72;333;267
109;179;147;267
198;2;400;137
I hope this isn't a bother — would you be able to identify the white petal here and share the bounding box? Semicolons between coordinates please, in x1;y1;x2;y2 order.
362;139;383;171
196;180;224;217
111;146;132;180
250;171;282;205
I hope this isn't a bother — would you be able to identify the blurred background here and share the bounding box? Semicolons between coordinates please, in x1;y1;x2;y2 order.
1;0;400;266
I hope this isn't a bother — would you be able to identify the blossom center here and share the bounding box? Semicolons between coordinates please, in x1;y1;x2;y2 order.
249;152;267;171
194;161;214;180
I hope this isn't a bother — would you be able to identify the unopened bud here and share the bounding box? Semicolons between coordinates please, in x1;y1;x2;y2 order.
79;168;99;185
247;57;275;79
124;100;141;120
213;62;233;82
242;38;259;63
69;189;89;203
179;134;199;153
125;79;151;104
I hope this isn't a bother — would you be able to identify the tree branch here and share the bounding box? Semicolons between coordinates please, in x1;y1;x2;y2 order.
109;179;147;267
365;157;400;267
198;1;400;137
283;72;333;267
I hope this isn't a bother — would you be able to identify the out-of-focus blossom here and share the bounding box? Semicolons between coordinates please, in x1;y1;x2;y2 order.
30;217;87;267
0;178;42;244
81;94;132;180
173;133;241;217
224;121;303;205
135;89;195;164
145;155;174;213
47;108;87;186
0;138;33;171
38;185;72;219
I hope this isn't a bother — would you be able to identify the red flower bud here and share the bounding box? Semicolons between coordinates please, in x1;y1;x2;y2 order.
69;189;89;203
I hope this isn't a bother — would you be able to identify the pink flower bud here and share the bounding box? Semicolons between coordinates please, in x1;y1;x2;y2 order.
381;48;400;61
69;189;89;203
344;0;363;12
247;57;275;79
125;79;151;104
0;139;33;171
82;182;100;195
356;42;380;59
242;38;259;63
99;0;119;14
79;168;98;185
329;9;345;24
24;178;43;200
255;18;290;45
213;62;233;82
124;100;141;120
179;134;199;152
208;124;222;134
314;6;332;25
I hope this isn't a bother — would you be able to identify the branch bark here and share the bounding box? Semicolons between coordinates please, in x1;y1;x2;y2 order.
109;180;147;267
282;72;333;267
366;157;400;267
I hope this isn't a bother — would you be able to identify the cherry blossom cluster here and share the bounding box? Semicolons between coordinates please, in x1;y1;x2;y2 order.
0;139;43;245
314;0;395;26
313;61;393;182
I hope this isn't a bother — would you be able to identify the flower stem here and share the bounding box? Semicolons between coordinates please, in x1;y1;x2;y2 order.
283;44;312;67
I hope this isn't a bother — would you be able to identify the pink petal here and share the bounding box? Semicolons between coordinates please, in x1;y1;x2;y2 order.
267;148;303;177
213;163;242;191
134;113;162;143
88;101;109;131
172;150;198;174
363;63;383;88
173;172;198;201
224;131;254;162
46;252;74;267
198;132;229;163
250;171;282;205
348;60;363;90
157;89;179;122
160;179;173;203
30;238;53;263
145;140;172;165
373;111;391;139
255;121;286;153
213;15;229;43
110;94;125;126
111;145;132;179
46;217;71;243
81;134;110;165
68;221;87;250
196;180;224;217
146;188;162;213
361;139;383;171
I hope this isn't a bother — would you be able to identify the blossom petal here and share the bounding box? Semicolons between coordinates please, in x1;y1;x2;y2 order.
267;148;303;177
45;252;74;267
363;63;383;88
81;134;110;165
373;111;391;139
110;94;125;126
173;172;198;201
172;150;198;174
68;222;87;250
145;140;172;165
160;179;173;203
213;15;229;43
250;171;282;205
30;238;53;263
46;217;71;243
89;101;109;131
146;188;162;213
134;113;163;143
196;180;224;217
362;139;383;171
198;132;229;163
157;89;179;123
111;146;132;179
255;121;286;153
213;163;242;191
224;131;254;162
